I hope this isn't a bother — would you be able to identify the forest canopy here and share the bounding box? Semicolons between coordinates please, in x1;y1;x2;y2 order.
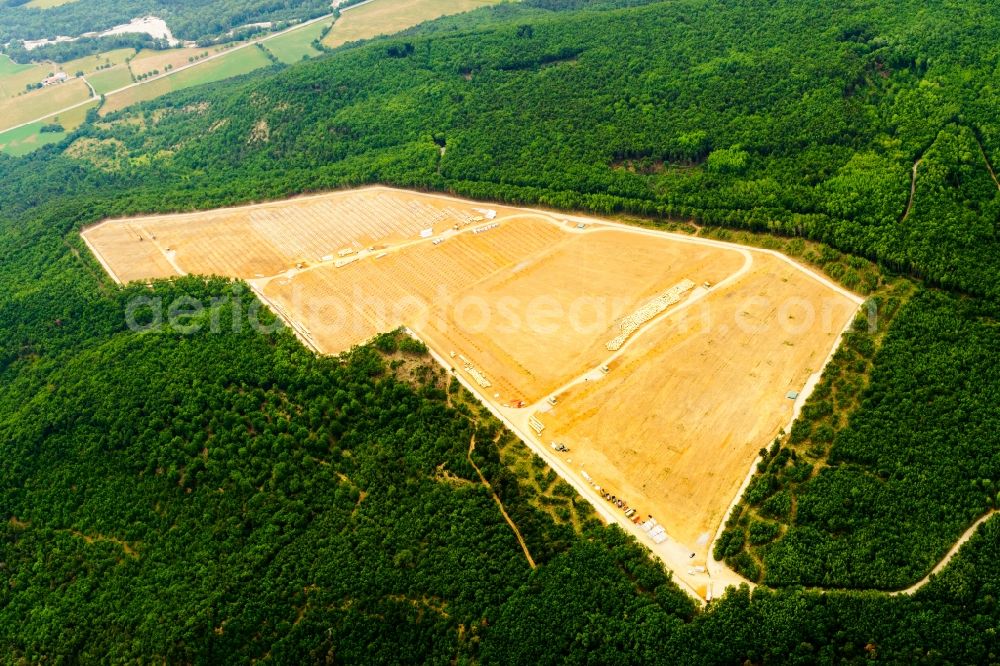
1;0;1000;661
44;0;1000;297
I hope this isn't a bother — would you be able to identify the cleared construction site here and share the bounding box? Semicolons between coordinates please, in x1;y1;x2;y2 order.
82;186;863;600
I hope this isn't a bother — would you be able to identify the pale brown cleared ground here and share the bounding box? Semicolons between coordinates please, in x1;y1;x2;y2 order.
541;252;859;558
261;215;748;404
263;214;564;357
83;187;860;595
417;226;746;403
83;188;477;283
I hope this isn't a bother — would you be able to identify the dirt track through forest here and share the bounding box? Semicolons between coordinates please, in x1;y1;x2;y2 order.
890;510;998;596
974;134;1000;191
901;157;922;222
468;435;536;570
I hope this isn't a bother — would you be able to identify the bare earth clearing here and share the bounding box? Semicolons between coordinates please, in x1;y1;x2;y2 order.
83;187;862;600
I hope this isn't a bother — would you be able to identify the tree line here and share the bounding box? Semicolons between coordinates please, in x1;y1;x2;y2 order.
1;0;1000;660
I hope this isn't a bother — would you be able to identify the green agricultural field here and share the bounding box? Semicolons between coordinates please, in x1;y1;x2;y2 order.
129;46;216;78
0;55;49;100
87;65;133;95
0;54;33;76
61;48;136;76
0;77;91;132
0;123;65;156
322;0;500;49
261;18;332;64
0;47;134;133
0;98;95;155
1;48;134;102
101;46;273;115
24;0;79;7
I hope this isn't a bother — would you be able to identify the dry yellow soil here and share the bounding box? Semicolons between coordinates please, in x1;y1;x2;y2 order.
83;186;860;572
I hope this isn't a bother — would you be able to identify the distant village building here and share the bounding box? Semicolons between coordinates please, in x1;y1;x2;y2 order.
41;72;69;86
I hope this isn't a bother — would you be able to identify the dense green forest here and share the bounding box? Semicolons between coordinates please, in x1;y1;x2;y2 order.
1;232;1000;660
2;0;1000;661
52;0;1000;297
715;286;1000;588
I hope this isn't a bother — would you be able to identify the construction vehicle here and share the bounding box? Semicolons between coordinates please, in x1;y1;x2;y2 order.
600;365;610;375
547;395;557;406
550;442;569;452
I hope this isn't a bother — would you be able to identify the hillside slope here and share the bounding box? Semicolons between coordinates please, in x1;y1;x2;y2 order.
2;0;1000;661
52;0;1000;297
